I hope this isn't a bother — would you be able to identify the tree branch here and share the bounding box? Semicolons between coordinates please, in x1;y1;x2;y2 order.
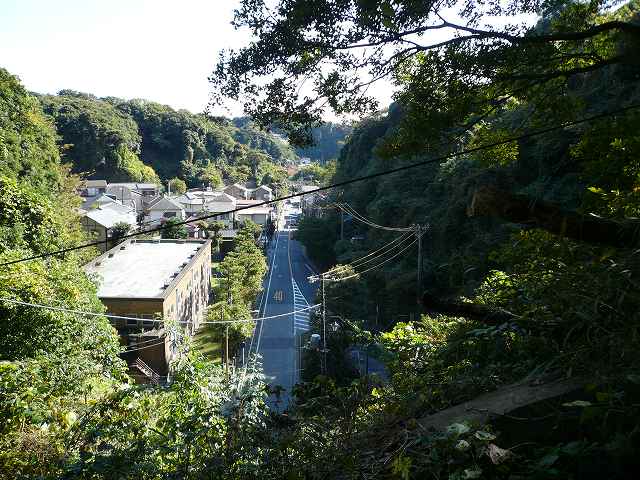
440;19;640;43
467;186;640;248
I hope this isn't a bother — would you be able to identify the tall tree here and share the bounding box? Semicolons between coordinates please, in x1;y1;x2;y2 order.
211;0;640;150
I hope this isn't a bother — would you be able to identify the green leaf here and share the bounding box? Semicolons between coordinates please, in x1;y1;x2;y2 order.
474;430;496;441
447;423;470;436
463;468;482;479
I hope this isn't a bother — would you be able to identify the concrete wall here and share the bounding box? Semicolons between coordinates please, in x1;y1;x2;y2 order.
162;241;211;333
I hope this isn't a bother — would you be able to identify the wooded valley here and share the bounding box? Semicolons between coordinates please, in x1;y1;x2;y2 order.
2;0;640;478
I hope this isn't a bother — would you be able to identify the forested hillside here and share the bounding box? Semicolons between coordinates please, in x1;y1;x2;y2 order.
234;116;351;163
217;0;640;476
38;91;293;187
294;122;351;162
0;68;126;475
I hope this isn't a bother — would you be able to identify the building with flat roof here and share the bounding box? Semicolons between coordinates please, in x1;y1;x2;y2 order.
85;238;212;381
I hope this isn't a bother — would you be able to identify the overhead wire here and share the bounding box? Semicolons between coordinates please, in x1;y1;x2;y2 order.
325;230;415;276
336;202;414;232
122;337;169;353
325;237;419;282
0;297;319;325
3;103;640;268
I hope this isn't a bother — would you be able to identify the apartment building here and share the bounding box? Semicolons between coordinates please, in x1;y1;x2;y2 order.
85;238;212;381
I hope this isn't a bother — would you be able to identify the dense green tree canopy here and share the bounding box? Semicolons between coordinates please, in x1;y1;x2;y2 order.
168;177;187;194
0;73;124;476
291;160;336;185
39;92;309;189
212;0;640;149
39;91;159;183
0;68;63;193
160;217;188;239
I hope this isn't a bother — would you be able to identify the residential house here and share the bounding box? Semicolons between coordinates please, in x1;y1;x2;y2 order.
224;183;250;200
235;204;273;226
80;202;137;252
174;190;237;229
252;184;273;201
80;193;119;213
109;182;160;198
145;196;186;225
84;238;212;382
81;179;107;197
106;184;144;213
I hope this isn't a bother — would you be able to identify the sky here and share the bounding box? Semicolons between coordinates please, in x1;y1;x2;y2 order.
0;1;535;120
0;0;251;116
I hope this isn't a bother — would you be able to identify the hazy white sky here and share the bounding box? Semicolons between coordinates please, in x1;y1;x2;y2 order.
0;0;252;115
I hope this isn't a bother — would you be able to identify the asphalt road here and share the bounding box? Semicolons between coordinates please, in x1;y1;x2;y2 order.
249;203;318;410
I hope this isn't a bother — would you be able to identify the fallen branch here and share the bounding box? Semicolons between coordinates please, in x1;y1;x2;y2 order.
417;377;586;431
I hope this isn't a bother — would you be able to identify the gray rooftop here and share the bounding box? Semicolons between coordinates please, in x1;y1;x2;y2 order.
109;182;159;190
84;204;137;228
85;240;207;298
85;179;108;188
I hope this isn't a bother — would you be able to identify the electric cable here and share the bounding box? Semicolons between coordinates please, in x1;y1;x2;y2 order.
326;230;415;275
323;235;421;282
3;103;639;267
336;202;414;232
122;338;169;353
0;297;319;325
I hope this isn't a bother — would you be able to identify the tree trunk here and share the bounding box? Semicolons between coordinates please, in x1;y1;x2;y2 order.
467;185;640;248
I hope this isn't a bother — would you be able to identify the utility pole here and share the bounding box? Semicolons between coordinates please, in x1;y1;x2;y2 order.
322;276;327;375
225;324;230;376
220;302;224;364
340;209;344;241
415;224;425;305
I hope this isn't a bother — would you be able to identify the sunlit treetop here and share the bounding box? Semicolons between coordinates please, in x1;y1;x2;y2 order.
210;0;640;153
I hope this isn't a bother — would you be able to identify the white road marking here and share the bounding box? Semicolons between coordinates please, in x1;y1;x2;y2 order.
291;278;311;333
255;229;281;353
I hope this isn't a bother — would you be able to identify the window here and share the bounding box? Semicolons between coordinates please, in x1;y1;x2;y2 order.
126;314;139;327
141;313;155;328
163;211;177;218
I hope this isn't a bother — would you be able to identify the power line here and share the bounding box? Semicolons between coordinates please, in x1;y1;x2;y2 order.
2;102;639;268
199;304;320;324
335;202;414;232
0;297;320;325
122;337;169;353
324;237;419;282
122;334;172;349
326;231;415;276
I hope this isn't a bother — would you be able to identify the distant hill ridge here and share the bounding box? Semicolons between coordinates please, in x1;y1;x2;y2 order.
35;90;348;188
